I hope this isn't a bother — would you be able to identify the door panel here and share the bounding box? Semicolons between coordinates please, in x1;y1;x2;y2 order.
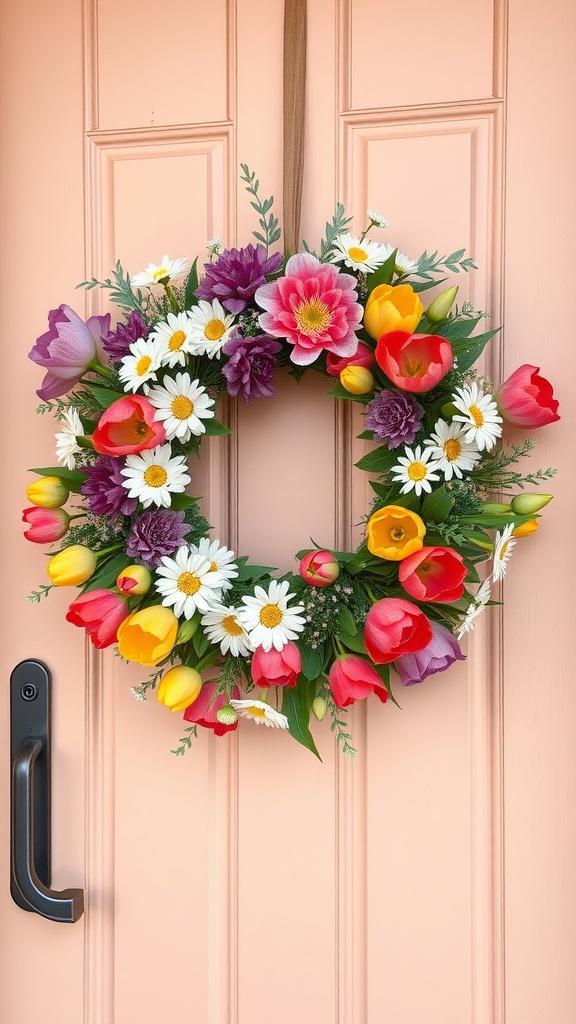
1;2;574;1023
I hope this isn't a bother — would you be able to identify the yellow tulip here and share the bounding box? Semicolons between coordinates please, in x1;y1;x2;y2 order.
340;365;374;395
512;518;539;538
26;476;69;509
117;605;178;666
156;665;202;712
364;283;424;341
47;545;97;586
116;564;152;596
367;504;426;561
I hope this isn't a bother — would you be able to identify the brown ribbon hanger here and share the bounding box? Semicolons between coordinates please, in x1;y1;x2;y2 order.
283;0;307;255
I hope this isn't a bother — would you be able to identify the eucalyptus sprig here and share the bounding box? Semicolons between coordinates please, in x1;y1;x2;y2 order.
171;725;198;757
240;163;281;252
415;248;477;280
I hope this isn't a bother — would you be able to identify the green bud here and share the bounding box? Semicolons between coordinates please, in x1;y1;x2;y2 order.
440;401;458;418
510;493;553;515
426;285;459;323
216;704;238;726
312;696;327;721
176;612;201;644
481;502;512;514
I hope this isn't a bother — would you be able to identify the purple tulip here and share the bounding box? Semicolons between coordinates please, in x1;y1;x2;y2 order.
394;621;465;686
29;305;111;400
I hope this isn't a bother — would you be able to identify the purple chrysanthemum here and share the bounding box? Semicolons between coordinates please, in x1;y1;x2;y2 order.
125;509;191;568
102;310;149;363
81;456;138;517
221;329;282;401
364;388;423;448
195;244;283;314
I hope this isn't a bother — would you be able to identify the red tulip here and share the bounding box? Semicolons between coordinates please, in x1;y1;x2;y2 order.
496;364;560;427
363;598;432;665
251;642;301;688
375;330;453;393
183;680;240;735
325;342;375;377
66;588;129;649
328;656;388;708
22;506;70;543
398;546;467;603
92;394;165;456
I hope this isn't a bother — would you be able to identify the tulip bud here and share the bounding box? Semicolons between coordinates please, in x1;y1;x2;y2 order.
176;613;200;645
340;365;374;395
299;550;340;587
216;704;239;726
426;285;459;323
481;503;512;515
156;665;202;712
312;696;327;721
47;545;97;586
512;518;539;538
26;476;69;508
510;493;553;515
23;506;70;543
116;564;152;596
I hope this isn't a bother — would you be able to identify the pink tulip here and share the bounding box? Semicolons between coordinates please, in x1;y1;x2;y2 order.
328;656;388;708
251;642;302;688
22;506;70;543
325;342;375;377
496;364;560;427
29;305;111;400
92;395;166;456
398;546;467;603
364;598;432;665
299;550;340;587
66;588;129;649
183;680;241;735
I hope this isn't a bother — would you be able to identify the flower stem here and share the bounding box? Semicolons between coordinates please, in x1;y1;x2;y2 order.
164;284;180;314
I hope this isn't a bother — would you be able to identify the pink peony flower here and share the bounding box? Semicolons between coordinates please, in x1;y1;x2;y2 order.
255;253;363;366
29;305;111;400
183;680;241;736
496;364;560;428
251;642;301;688
66;589;129;649
363;598;432;665
328;656;388;708
91;395;166;456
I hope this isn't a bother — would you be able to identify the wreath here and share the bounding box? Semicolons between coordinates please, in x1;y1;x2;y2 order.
25;167;560;758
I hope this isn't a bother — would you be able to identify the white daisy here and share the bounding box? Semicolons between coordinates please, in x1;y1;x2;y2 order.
150;312;196;368
130;255;189;288
390;444;441;497
187;299;236;359
331;232;389;273
118;337;163;393
120;444;191;508
200;604;253;657
425;419;481;480
55;407;83;470
206;237;223;259
381;243;417;276
456;579;492;640
452;381;503;452
147;373;215;441
367;209;389;229
492;523;516;582
155;546;224;618
189;537;238;593
230;699;289;730
238;579;306;653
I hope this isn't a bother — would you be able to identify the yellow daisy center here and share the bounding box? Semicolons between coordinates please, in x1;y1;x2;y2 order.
245;705;267;719
407;462;427;481
390;526;406;541
204;318;226;341
178;572;201;595
444;438;462;462
348;246;368;263
469;404;484;427
152;267;169;281
171;395;194;420
260;603;283;628
136;355;152;376
143;465;167;487
168;330;187;351
222;614;243;637
295;298;331;336
498;541;509;561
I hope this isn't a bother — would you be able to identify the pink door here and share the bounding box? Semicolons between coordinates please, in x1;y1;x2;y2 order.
1;2;574;1022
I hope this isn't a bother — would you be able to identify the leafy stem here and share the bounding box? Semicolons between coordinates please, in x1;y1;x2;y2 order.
240;164;281;252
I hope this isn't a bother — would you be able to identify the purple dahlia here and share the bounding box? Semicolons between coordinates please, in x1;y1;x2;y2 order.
222;329;282;401
81;456;137;517
195;244;283;314
102;310;149;363
125;509;191;568
364;388;423;449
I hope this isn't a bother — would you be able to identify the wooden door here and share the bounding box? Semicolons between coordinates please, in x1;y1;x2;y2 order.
1;2;574;1022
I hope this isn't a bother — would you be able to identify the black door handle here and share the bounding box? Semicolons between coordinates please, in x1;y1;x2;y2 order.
10;659;84;923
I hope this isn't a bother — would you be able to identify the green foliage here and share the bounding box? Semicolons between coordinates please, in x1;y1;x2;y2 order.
415;249;477;279
282;679;322;760
240;164;281;251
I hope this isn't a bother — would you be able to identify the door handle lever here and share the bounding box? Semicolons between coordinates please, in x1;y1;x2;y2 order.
10;659;84;923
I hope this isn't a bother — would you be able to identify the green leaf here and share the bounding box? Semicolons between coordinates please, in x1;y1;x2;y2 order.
411;277;448;294
339;631;368;655
192;627;210;659
184;257;199;309
338;605;357;636
325;383;371;403
450;328;500;372
29;466;87;493
235;561;276;582
354;446;396;473
203;417;232;436
301;644;325;682
420;485;454;524
87;381;124;409
81;552;130;592
170;493;200;510
282;680;322;759
366;249;397;293
375;663;401;708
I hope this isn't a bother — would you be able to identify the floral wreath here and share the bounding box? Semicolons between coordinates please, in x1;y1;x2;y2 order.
25;166;560;759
